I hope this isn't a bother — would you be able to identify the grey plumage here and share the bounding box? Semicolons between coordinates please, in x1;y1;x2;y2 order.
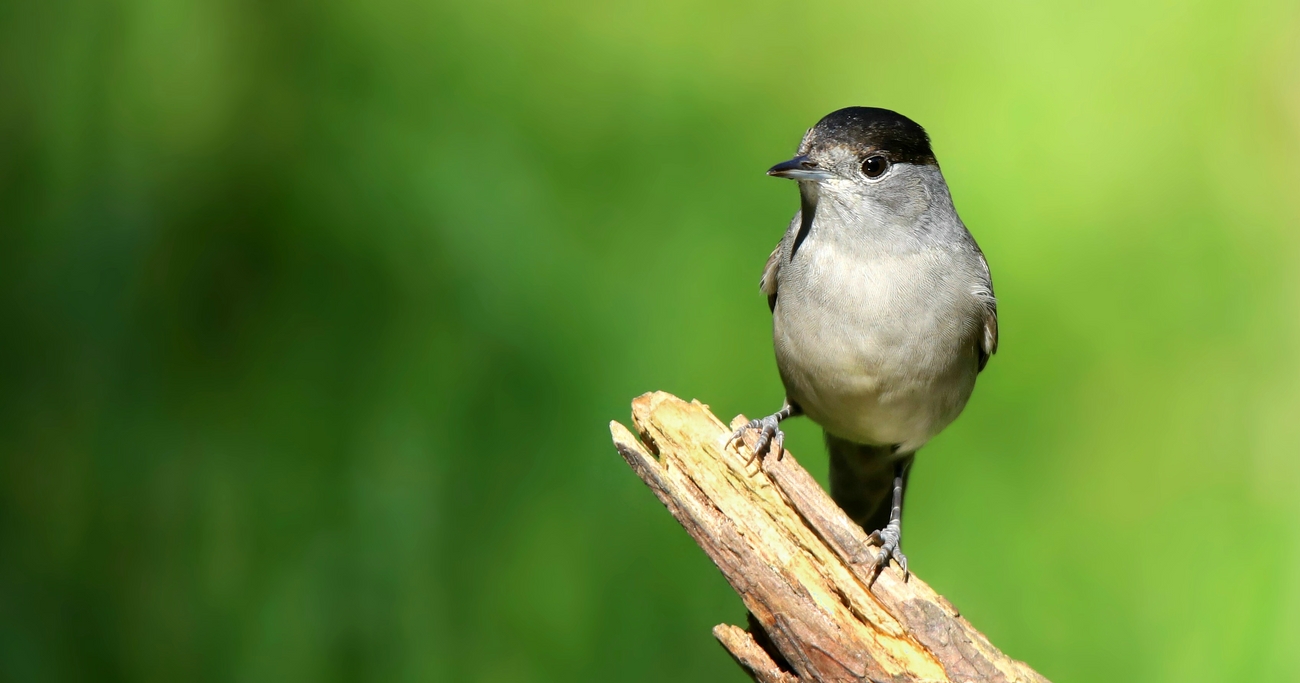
734;107;997;576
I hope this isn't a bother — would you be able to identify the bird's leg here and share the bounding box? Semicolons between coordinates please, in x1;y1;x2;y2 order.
727;399;801;466
867;458;911;586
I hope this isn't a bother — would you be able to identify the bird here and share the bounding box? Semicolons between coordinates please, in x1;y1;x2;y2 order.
728;106;998;582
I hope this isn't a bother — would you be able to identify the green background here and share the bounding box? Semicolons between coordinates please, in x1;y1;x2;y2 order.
3;0;1299;680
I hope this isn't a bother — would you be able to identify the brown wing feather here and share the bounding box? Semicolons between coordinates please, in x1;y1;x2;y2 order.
978;302;998;371
975;250;998;372
762;213;802;313
760;242;781;312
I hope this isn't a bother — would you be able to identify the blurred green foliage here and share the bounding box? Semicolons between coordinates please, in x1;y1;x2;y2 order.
2;0;1300;680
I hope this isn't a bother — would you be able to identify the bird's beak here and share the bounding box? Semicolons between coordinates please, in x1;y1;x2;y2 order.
767;155;833;181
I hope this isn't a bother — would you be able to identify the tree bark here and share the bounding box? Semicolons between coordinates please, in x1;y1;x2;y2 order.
611;391;1048;683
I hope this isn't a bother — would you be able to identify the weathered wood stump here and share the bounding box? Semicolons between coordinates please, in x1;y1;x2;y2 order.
610;391;1047;683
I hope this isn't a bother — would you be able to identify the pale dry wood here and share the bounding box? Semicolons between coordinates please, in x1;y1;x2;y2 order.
713;624;800;683
611;391;1048;683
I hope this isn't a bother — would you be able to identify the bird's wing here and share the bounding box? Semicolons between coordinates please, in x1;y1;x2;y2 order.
979;301;998;372
760;212;801;313
974;251;998;372
760;242;781;312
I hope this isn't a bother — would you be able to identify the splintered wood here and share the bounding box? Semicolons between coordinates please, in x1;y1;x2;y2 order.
610;391;1048;683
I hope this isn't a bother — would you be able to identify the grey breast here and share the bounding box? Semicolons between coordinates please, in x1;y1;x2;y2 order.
766;167;992;452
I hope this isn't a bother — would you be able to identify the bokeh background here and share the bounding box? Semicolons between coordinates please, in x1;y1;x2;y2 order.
3;0;1300;680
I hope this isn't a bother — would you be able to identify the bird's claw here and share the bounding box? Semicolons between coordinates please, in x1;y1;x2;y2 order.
727;414;787;470
866;520;908;586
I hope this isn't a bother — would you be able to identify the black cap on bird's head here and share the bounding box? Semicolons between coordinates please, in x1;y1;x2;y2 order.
768;107;937;181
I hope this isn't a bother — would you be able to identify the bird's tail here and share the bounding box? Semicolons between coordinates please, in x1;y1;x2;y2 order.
826;432;914;534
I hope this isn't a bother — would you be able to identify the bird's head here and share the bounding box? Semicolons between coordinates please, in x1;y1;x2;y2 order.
768;107;941;214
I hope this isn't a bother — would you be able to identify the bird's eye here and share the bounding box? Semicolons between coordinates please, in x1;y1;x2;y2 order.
862;155;889;178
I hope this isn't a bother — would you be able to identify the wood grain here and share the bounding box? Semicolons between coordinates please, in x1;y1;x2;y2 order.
611;391;1048;683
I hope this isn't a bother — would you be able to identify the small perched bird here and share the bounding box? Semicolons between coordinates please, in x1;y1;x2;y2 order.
730;107;997;580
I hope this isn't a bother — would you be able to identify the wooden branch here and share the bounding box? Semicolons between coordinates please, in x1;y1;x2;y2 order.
611;391;1048;683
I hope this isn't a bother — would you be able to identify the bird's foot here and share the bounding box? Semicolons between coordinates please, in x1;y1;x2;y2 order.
726;413;788;469
866;519;908;586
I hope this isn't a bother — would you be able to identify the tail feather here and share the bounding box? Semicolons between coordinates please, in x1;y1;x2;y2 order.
826;432;914;534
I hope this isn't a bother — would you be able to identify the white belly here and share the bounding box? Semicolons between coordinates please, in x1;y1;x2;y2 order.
772;246;982;452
